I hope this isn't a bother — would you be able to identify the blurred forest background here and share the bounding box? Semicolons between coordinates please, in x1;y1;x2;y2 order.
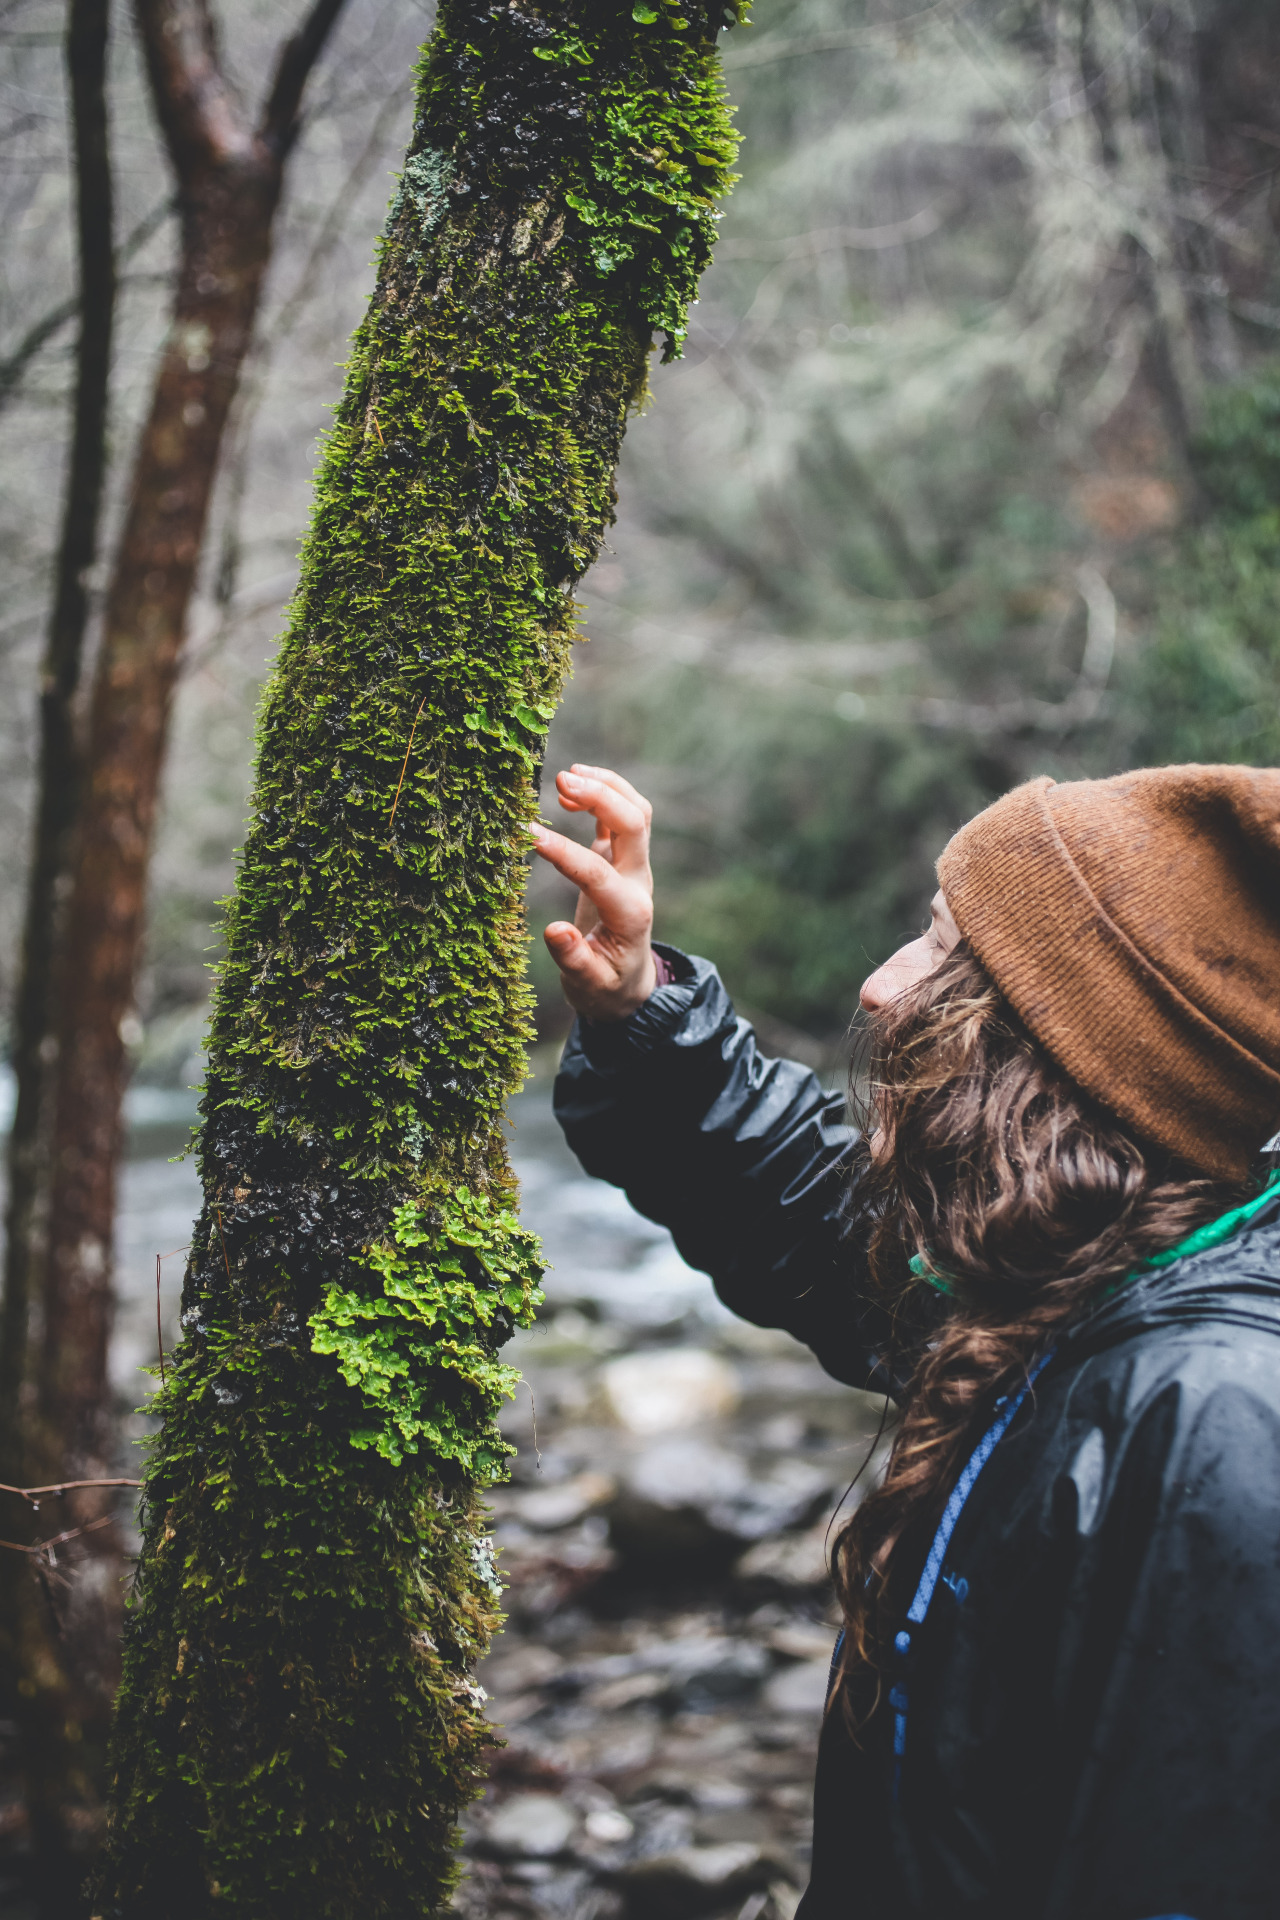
3;0;1280;1085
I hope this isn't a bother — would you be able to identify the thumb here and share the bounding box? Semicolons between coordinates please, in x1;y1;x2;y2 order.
544;920;589;969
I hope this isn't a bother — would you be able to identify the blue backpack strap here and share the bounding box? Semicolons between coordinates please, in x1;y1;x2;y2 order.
890;1347;1056;1802
825;1627;845;1707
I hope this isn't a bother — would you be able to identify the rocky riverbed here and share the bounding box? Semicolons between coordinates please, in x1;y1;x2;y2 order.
456;1064;890;1920
1;1053;889;1917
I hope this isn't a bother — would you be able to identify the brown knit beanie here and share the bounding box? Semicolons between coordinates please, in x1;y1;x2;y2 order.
936;765;1280;1182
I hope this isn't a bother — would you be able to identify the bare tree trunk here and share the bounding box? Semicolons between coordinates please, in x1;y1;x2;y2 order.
2;0;115;1466
0;5;116;1909
42;134;284;1511
0;0;348;1904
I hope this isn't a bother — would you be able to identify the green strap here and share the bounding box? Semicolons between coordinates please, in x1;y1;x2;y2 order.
909;1173;1280;1301
1138;1174;1280;1272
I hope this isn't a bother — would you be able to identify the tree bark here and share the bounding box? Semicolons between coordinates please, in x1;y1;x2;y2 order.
2;0;115;1480
0;0;348;1902
0;4;116;1908
94;4;742;1912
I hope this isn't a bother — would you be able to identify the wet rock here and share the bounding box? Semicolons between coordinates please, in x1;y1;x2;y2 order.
499;1526;618;1620
551;1720;661;1778
625;1801;696;1858
609;1440;834;1568
756;1617;839;1664
583;1808;634;1845
642;1772;753;1813
510;1863;624;1920
517;1472;617;1532
614;1842;774;1919
608;1440;746;1564
601;1350;741;1435
762;1659;832;1717
735;1523;835;1591
562;1633;770;1713
705;1457;833;1543
482;1643;566;1697
624;1438;746;1511
660;1635;771;1710
483;1792;580;1859
756;1413;807;1449
583;1670;669;1712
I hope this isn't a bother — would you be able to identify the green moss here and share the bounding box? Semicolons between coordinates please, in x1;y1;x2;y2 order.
311;1187;545;1473
95;3;742;1914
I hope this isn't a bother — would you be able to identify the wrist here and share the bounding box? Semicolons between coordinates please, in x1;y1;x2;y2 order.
613;946;658;1019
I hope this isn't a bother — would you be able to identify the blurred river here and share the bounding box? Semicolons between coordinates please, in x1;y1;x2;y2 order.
3;1057;888;1920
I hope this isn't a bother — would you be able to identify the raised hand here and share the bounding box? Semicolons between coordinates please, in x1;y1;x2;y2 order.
531;765;657;1021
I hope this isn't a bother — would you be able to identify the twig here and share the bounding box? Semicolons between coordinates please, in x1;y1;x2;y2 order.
0;196;172;415
156;1254;165;1386
260;0;351;152
527;1381;542;1474
387;694;429;833
215;1206;232;1280
152;1240;188;1388
196;82;404;658
0;1512;117;1558
0;1478;141;1503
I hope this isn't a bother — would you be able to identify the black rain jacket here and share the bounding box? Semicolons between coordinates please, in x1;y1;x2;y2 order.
553;948;1280;1920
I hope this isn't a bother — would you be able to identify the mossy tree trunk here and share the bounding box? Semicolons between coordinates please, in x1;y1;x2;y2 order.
96;3;742;1914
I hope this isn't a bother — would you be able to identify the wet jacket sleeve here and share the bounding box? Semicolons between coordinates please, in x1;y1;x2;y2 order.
552;946;900;1393
1043;1352;1280;1920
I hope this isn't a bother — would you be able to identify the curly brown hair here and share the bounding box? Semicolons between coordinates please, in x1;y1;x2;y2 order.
832;940;1253;1710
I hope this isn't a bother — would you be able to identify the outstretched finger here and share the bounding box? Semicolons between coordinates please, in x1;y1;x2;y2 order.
530;825;638;926
569;764;653;822
573;835;612;933
555;773;650;876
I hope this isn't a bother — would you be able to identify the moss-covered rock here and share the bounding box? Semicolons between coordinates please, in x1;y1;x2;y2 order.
96;4;742;1913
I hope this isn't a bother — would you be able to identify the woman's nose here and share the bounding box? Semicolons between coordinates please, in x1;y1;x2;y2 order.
859;937;931;1012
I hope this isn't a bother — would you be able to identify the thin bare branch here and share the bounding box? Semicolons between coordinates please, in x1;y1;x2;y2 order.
0;294;78;409
0;1479;141;1503
724;1;964;69
260;0;351;154
0;198;173;418
0;1513;117;1558
716;205;953;264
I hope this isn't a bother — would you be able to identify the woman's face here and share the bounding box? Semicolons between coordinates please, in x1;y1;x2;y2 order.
859;890;961;1013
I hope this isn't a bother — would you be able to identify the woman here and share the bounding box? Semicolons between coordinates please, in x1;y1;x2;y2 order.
531;761;1280;1920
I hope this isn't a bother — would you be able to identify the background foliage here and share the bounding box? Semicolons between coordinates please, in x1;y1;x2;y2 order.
3;1;1279;1077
